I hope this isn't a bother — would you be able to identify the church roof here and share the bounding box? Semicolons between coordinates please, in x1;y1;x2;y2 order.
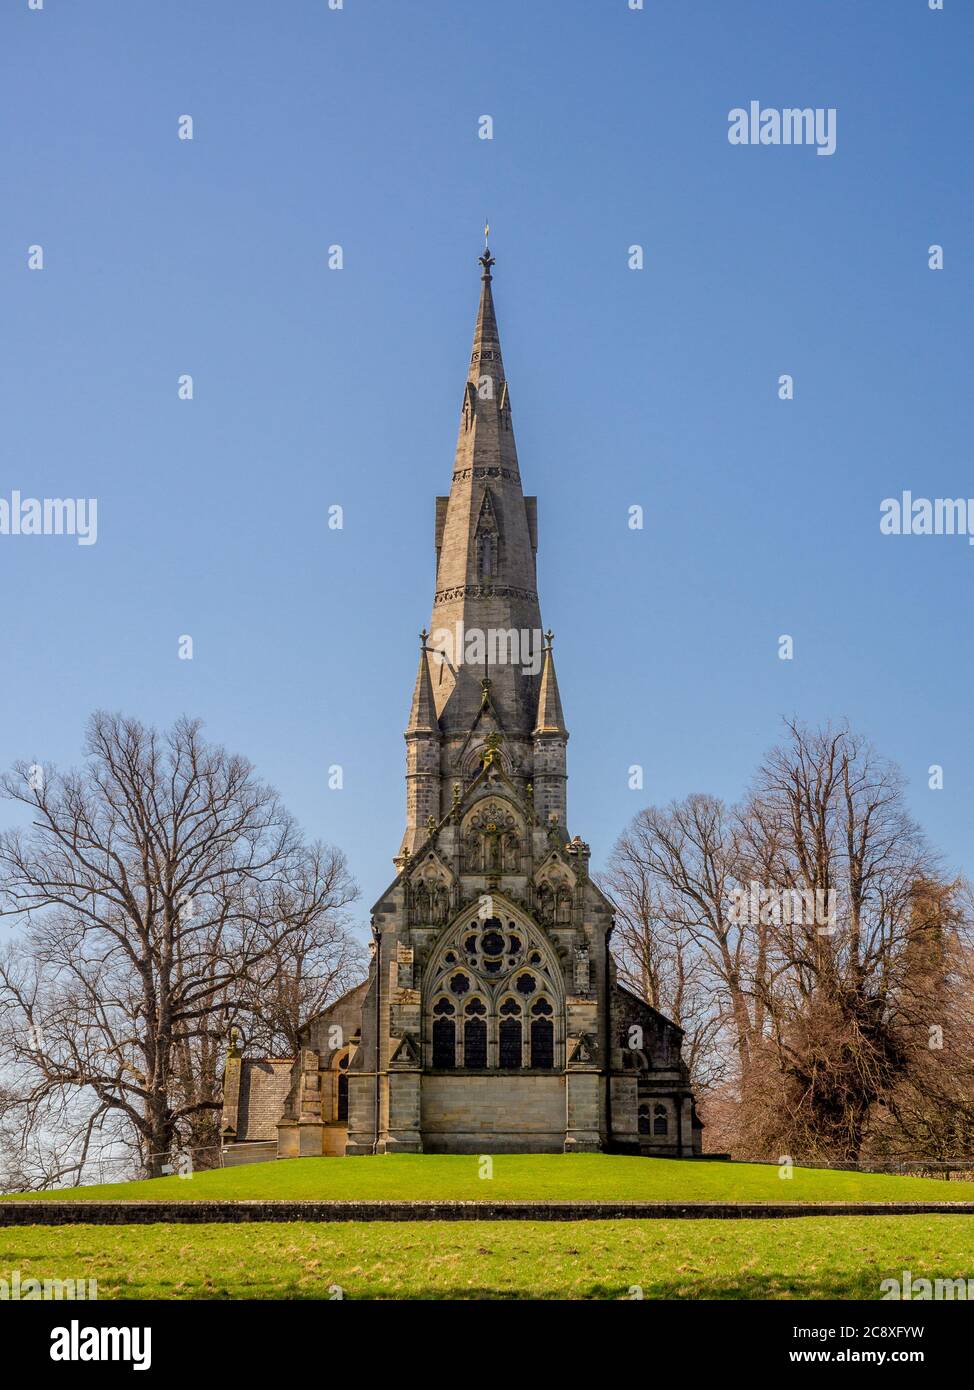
614;981;687;1038
224;1057;294;1143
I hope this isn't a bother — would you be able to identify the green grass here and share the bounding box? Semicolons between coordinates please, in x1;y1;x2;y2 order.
3;1216;973;1299
6;1153;974;1204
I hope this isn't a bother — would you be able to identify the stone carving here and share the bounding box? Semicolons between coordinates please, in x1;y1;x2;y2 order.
462;800;522;875
452;466;520;483
434;584;538;605
574;945;590;992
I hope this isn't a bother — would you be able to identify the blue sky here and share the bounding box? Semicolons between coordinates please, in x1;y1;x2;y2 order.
2;0;971;933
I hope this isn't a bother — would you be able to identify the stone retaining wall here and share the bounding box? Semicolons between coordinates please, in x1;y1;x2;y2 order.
2;1200;973;1225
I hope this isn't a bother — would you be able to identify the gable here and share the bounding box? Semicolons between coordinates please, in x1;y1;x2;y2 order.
423;892;566;1012
299;978;370;1052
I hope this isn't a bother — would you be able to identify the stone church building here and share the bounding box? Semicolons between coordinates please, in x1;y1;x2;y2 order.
221;245;702;1161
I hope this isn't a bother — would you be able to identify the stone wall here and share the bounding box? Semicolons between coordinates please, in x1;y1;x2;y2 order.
303;981;369;1064
4;1199;971;1226
222;1140;279;1167
421;1073;565;1152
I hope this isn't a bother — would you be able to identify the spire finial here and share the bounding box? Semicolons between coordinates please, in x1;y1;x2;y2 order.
479;221;495;280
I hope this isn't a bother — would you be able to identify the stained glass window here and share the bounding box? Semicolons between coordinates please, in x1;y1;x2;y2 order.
499;1016;522;1069
464;1015;487;1069
433;1017;455;1068
530;1015;554;1069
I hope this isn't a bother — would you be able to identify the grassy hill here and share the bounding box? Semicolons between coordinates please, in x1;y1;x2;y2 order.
6;1157;973;1300
7;1152;974;1204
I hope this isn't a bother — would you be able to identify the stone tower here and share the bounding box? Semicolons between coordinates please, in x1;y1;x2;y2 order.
400;240;563;860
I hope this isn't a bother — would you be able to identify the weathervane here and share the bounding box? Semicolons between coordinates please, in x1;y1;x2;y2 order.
479;218;495;279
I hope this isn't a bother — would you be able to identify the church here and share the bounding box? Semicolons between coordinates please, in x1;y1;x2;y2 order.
220;244;702;1160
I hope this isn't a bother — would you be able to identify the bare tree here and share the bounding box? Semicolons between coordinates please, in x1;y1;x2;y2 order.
239;917;369;1057
605;794;756;1091
0;712;359;1179
740;722;939;1161
607;721;974;1165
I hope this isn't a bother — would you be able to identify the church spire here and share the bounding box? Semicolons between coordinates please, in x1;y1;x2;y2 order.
428;239;542;741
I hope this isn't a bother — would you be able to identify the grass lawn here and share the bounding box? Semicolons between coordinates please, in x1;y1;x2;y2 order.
3;1216;973;1299
6;1153;974;1205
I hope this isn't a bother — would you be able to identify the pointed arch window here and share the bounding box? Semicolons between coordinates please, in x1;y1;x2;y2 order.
477;530;498;579
499;998;523;1070
475;492;500;580
463;998;488;1069
337;1069;349;1121
432;998;456;1069
425;906;562;1074
530;997;554;1070
653;1104;669;1136
499;381;511;431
